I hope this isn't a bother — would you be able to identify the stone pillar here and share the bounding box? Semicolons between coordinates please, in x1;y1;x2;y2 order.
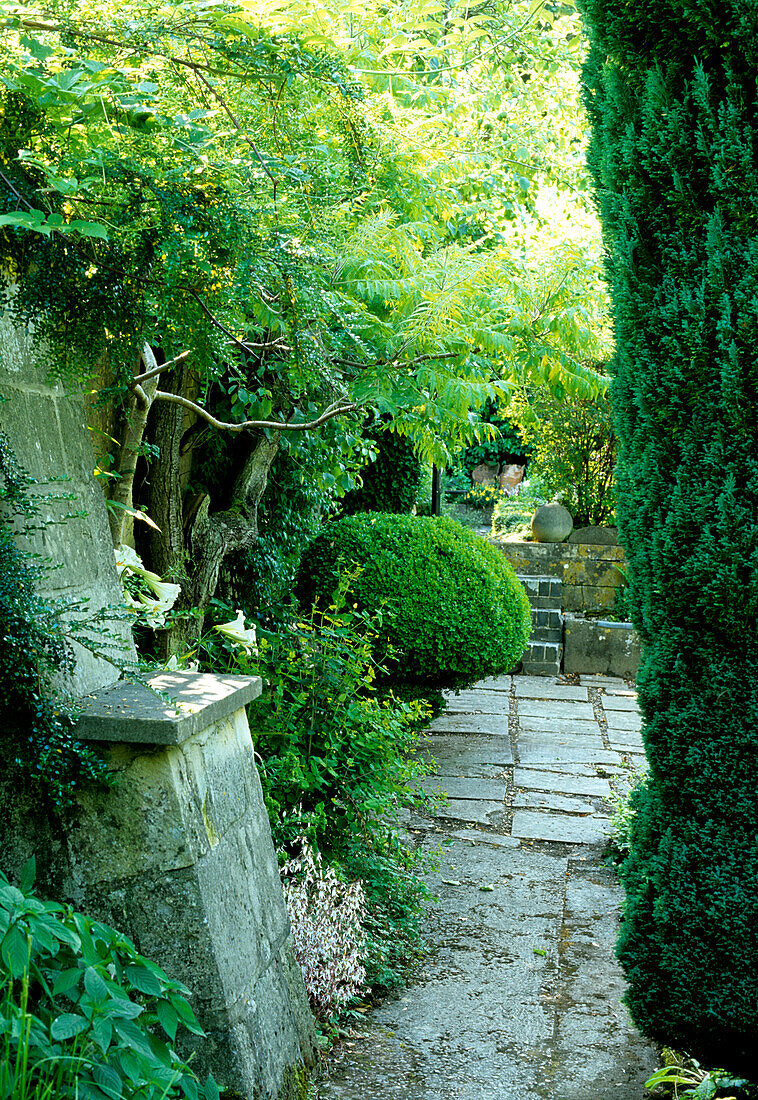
0;671;317;1100
69;670;317;1100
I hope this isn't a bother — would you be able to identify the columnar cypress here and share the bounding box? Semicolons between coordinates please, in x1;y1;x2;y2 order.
578;1;758;1064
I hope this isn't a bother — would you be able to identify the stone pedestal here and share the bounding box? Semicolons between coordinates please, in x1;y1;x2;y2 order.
1;671;316;1100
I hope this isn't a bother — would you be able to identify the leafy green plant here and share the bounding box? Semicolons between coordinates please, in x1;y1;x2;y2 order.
340;421;424;516
295;514;532;692
605;766;647;865
508;383;616;527
461;485;500;511
0;860;218;1100
646;1052;754;1099
238;577;434;989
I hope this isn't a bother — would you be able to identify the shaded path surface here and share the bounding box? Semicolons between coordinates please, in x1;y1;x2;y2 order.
314;673;656;1100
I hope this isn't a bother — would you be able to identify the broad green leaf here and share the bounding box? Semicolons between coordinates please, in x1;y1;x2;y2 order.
1;925;30;978
51;1012;90;1041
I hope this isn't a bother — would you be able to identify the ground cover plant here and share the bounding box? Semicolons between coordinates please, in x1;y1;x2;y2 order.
0;860;217;1100
295;514;532;692
580;0;758;1067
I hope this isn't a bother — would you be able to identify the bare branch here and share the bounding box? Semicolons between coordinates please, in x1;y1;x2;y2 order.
153;390;359;432
190;68;277;192
132;349;192;385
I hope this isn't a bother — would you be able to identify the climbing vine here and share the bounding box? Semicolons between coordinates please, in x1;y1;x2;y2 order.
0;433;110;809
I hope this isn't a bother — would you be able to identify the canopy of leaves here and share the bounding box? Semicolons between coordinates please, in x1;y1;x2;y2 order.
0;0;607;468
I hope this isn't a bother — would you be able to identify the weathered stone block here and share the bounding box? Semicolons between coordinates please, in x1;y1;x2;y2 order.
563;616;641;679
0;674;317;1100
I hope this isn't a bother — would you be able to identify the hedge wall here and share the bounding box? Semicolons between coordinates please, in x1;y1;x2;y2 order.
580;0;758;1065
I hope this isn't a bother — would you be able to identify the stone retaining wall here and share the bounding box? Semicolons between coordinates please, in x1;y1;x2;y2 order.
494;539;626;613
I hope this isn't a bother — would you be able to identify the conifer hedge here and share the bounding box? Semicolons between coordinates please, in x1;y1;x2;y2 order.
580;0;758;1064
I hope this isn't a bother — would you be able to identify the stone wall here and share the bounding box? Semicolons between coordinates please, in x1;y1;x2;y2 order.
494;539;626;613
0;306;136;692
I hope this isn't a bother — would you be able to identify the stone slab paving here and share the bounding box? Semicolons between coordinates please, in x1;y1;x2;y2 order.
429;713;510;737
418;734;513;770
517;698;596;721
512;810;610;845
514;767;612;799
518;737;620;767
420;776;506;802
605;711;643;733
443;690;515;713
513;790;596;815
315;673;656;1100
514;677;589;702
601;694;641;712
518;714;602;737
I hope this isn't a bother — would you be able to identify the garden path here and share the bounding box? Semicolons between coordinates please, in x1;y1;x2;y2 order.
313;673;657;1100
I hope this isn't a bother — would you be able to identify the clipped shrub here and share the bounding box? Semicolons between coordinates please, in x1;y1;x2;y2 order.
0;860;217;1100
295;514;531;691
581;0;758;1066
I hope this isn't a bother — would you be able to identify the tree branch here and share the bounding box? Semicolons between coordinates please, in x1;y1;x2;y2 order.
189;290;287;354
152;391;359;432
132;349;192;385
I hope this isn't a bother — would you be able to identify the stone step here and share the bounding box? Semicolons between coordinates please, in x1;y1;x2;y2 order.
522;641;563;678
518;575;564;675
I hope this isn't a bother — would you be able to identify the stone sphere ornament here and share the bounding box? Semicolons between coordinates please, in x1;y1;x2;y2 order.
531;502;574;543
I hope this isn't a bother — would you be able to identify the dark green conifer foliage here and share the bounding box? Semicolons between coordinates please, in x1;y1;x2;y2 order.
580;0;758;1063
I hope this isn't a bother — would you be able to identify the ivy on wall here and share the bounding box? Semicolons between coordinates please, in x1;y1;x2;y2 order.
0;432;110;810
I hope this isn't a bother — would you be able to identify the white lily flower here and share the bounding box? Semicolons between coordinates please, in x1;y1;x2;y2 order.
214;610;257;653
142;575;181;608
164;653;200;672
114;545;181;622
114;544;144;577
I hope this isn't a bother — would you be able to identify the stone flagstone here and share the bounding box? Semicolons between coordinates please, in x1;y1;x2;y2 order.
442;690;512;714
418;734;513;770
513;791;596;815
430;713;510;737
514;768;612;799
601;694;640;712
514;678;589;702
518;715;601;737
605;711;643;732
518;736;620;767
420;776;505;802
511;810;610;845
517;699;596;721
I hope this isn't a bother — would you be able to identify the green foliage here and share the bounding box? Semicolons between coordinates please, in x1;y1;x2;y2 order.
457;405;527;478
490;481;548;539
508;382;616;526
646;1050;755;1099
295;513;532;691
0;860;217;1100
247;581;429;847
340;421;423;516
239;579;433;988
581;0;758;1066
0;434;110;811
